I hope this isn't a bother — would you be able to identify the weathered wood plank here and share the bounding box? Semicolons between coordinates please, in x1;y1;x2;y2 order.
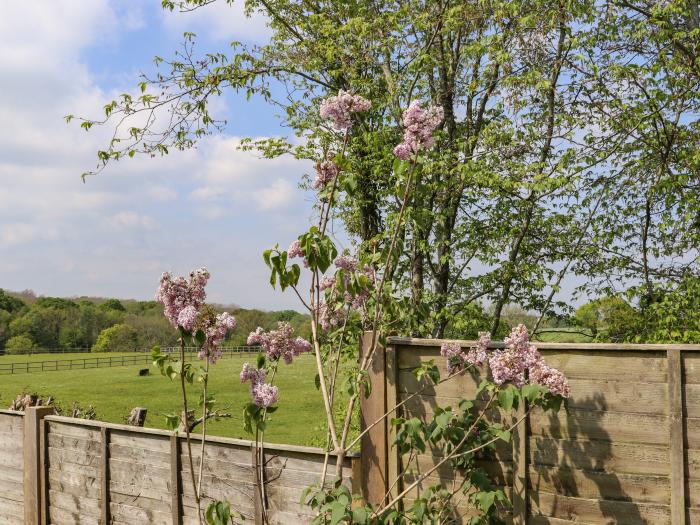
529;492;671;524
528;465;669;504
668;349;686;525
49;504;100;525
109;501;171;525
530;436;670;476
530;407;669;445
171;434;182;525
359;332;388;506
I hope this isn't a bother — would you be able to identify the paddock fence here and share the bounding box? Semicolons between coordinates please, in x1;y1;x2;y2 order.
359;335;700;525
0;409;358;524
0;347;260;375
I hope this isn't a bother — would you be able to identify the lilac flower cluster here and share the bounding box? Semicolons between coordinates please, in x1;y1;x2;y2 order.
177;305;199;333
199;312;237;363
440;339;488;375
240;363;278;408
288;239;304;259
393;102;444;160
319;90;371;130
440;325;570;398
155;267;210;329
247;322;312;364
316;255;377;328
313;159;340;190
316;302;347;331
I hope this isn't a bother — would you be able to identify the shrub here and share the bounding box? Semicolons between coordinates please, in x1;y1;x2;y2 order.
92;324;137;353
4;335;37;354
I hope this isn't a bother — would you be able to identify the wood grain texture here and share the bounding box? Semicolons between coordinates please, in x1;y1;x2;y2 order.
668;349;686;525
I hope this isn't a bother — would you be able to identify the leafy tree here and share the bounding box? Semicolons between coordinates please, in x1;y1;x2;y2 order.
0;289;25;313
92;324;138;353
633;275;700;343
34;297;77;310
4;335;37;354
75;0;699;341
574;296;640;342
100;298;126;312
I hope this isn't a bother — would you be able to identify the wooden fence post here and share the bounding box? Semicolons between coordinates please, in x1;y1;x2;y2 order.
512;401;529;524
170;435;183;525
100;427;110;525
24;406;54;525
668;349;686;525
359;332;388;506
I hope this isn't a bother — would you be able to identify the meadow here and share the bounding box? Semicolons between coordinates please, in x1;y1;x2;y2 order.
0;352;345;447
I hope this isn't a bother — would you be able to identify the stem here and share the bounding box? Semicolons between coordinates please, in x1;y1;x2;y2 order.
196;348;210;502
335;156;420;476
346;369;463;451
179;337;202;524
255;365;278;525
306;130;352;453
376;399;533;516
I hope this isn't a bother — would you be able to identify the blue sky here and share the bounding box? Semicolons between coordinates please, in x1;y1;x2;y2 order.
0;1;321;310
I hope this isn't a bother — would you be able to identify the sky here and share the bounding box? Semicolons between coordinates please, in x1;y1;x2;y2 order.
0;1;320;310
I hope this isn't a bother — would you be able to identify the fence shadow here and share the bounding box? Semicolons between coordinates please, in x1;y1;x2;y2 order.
529;392;646;525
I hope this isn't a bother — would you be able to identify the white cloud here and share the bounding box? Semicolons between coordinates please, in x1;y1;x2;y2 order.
0;1;314;310
188;135;312;213
1;223;59;246
253;179;295;211
146;185;178;202
104;211;158;231
161;1;271;43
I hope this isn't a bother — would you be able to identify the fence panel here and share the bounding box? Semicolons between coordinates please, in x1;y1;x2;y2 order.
363;336;700;525
0;411;24;523
4;415;358;525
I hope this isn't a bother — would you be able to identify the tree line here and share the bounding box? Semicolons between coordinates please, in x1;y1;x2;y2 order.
0;288;311;354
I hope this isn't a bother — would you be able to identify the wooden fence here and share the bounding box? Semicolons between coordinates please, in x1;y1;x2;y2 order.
359;335;700;525
0;409;358;524
0;347;259;375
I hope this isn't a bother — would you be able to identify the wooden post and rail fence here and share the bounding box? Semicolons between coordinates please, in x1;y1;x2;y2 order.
3;336;700;523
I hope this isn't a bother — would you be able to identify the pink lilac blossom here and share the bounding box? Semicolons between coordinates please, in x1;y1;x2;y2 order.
320;276;336;291
239;363;278;407
240;362;267;384
334;255;359;273
313;159;340;190
440;324;570;398
468;331;491;366
529;363;571;398
319;90;371;130
247;322;311;364
288;240;304;259
155;267;210;329
393;101;444;160
488;348;527;387
177;305;199;333
316;302;346;331
252;382;279;408
440;342;467;375
199;312;237;364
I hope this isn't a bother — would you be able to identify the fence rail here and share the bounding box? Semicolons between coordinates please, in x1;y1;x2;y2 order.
0;409;359;524
0;346;260;375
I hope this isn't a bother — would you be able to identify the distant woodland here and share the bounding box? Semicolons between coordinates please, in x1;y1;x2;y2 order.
0;288;310;353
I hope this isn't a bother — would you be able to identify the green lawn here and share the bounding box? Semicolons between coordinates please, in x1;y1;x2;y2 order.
0;354;345;447
533;328;594;343
0;351;142;363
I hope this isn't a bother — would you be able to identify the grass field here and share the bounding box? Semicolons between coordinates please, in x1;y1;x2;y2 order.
0;351;142;363
533;328;594;343
0;353;349;447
